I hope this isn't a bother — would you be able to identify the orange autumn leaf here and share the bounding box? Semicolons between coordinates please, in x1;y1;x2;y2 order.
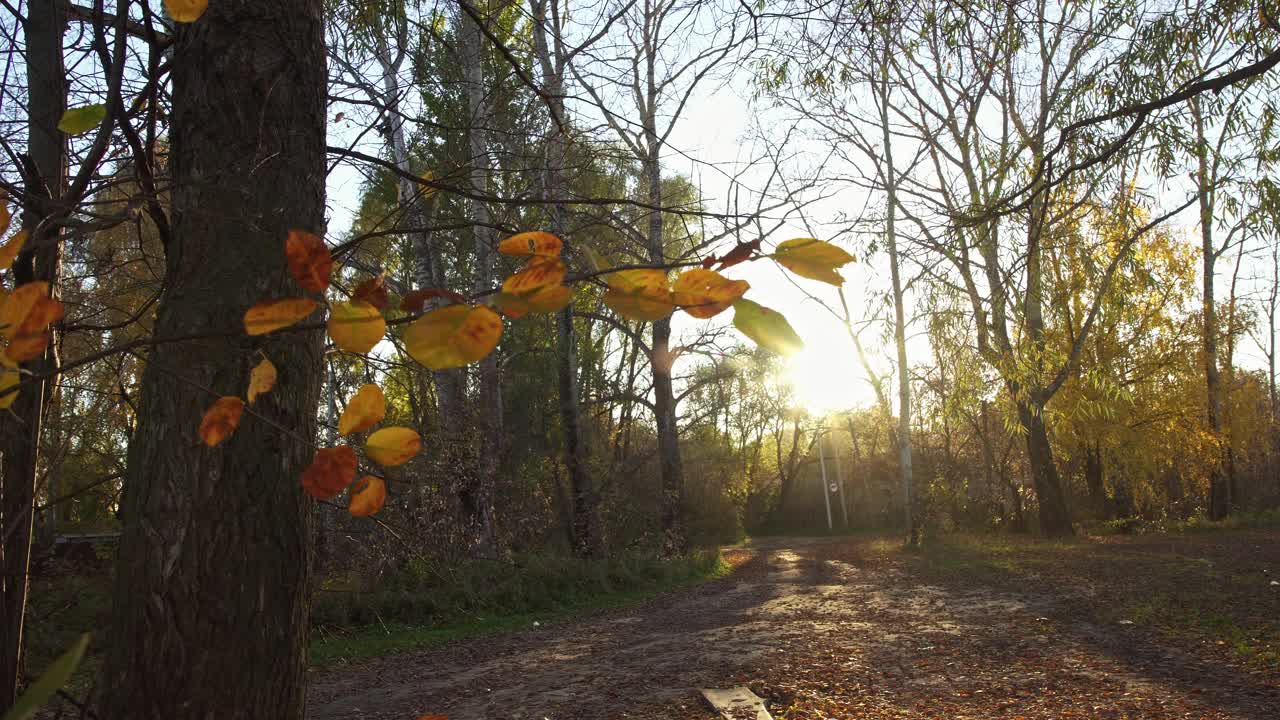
0;282;48;339
365;426;421;467
199;396;244;447
348;476;387;517
502;257;565;296
8;295;63;362
498;231;562;258
338;383;384;435
300;446;357;500
399;288;467;314
712;238;762;271
247;356;277;404
671;268;750;319
352;273;390;311
0;194;9;236
164;0;208;23
0;229;26;272
602;269;674;321
0;282;64;362
243;298;318;335
403;305;502;370
285;229;333;293
327;301;385;354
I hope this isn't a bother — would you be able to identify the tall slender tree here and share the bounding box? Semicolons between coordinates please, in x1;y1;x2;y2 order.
0;0;66;705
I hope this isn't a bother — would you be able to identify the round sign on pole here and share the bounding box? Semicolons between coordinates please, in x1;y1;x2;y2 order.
829;483;839;493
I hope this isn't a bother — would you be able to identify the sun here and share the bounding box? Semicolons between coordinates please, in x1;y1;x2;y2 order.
783;342;879;415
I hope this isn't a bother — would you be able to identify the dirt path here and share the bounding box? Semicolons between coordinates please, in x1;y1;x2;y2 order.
306;536;1280;719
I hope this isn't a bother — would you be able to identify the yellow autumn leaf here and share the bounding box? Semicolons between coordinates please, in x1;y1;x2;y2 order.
403;305;502;370
771;238;855;286
247;356;277;404
602;269;674;321
671;269;750;319
0;229;25;271
327;301;385;354
0;353;17;410
57;105;106;135
164;0;208;23
348;476;387;517
526;285;573;312
338;384;384;435
491;292;531;319
492;285;573;318
502;257;565;295
498;232;563;258
419;171;437;198
365;426;421;467
243;298;318;336
198;396;244;447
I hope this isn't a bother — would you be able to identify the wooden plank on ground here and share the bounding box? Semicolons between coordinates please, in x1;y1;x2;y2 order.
699;687;773;720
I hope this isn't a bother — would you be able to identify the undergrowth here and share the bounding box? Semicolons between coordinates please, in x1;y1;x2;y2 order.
310;549;731;666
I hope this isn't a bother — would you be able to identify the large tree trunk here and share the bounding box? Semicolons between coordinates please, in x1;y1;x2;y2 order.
97;1;326;716
0;1;65;706
1019;403;1073;536
458;7;500;559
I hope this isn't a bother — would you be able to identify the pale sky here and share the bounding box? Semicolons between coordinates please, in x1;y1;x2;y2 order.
322;11;1276;420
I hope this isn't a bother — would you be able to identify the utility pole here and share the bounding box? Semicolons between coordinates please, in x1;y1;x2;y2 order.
834;438;849;527
818;431;833;531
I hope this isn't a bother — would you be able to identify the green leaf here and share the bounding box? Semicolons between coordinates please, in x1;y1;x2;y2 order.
57;105;107;136
2;633;91;720
732;299;803;355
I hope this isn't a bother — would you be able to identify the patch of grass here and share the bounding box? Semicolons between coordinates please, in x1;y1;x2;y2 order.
310;550;735;667
905;530;1280;672
750;525;889;539
1087;508;1280;536
23;561;113;697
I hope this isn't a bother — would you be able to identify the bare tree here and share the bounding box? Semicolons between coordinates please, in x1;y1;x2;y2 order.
571;0;749;552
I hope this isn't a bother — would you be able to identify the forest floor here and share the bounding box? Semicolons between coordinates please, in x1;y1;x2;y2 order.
306;530;1280;719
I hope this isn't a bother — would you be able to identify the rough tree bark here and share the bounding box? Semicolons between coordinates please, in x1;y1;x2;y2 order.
0;0;65;706
97;1;326;716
